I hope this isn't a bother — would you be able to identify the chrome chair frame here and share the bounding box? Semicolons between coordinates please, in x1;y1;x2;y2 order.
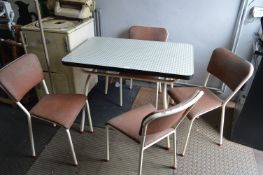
15;78;93;165
169;48;254;156
0;55;93;165
106;90;204;175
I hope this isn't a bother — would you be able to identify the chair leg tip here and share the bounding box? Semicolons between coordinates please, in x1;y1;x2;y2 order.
88;131;94;134
179;153;185;157
165;147;171;151
103;159;109;162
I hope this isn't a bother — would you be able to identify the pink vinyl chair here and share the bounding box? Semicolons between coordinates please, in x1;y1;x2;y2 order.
0;53;93;165
105;90;204;175
104;26;170;108
168;48;254;156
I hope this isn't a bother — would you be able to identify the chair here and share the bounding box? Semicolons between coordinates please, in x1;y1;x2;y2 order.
0;53;93;165
105;90;204;175
104;26;169;108
168;48;254;156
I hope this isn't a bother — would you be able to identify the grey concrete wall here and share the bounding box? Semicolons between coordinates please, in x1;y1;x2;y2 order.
96;0;263;92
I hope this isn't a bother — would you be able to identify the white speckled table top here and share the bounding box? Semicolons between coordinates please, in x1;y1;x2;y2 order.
62;37;194;79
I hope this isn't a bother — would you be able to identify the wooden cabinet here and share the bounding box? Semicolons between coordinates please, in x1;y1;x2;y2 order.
21;17;97;97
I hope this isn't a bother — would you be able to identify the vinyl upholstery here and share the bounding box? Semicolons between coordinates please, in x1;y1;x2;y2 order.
0;53;43;101
30;94;86;129
168;87;222;119
0;53;87;129
129;26;168;42
168;48;253;120
207;48;252;91
107;103;190;146
144;110;185;135
107;104;156;144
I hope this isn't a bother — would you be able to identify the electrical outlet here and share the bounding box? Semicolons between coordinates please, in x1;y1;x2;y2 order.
252;7;263;18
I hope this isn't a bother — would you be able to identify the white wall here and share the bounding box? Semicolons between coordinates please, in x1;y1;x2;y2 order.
96;0;263;92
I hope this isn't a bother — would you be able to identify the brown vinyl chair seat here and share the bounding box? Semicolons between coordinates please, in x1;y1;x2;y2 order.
30;94;86;129
107;104;174;146
168;87;222;120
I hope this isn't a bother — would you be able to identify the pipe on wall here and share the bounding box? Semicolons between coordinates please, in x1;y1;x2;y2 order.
232;0;249;54
94;8;102;36
220;0;249;93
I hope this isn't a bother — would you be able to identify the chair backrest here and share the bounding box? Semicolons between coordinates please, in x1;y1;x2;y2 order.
129;26;168;42
140;90;204;135
0;53;43;102
207;48;254;92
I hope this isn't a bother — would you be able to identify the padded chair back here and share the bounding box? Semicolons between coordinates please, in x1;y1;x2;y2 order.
207;48;254;91
140;90;204;135
0;53;43;101
129;26;168;42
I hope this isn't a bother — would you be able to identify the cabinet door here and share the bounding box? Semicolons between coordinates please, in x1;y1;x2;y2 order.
35;72;71;98
22;31;69;73
52;72;71;94
22;31;49;71
35;72;51;98
73;68;98;94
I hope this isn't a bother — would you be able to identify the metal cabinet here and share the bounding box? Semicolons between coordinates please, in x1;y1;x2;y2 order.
231;56;263;150
21;17;97;97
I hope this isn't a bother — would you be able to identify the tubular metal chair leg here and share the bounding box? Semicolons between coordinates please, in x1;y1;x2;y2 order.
170;82;174;89
66;129;78;165
27;115;36;157
80;108;85;133
166;136;170;150
219;106;226;146
163;83;168;109
86;100;93;133
105;76;109;95
119;78;123;106
159;82;162;93
129;78;133;90
182;119;195;156
173;131;177;169
163;83;170;150
106;125;110;161
155;82;159;109
169;82;175;104
84;74;91;96
138;145;145;175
